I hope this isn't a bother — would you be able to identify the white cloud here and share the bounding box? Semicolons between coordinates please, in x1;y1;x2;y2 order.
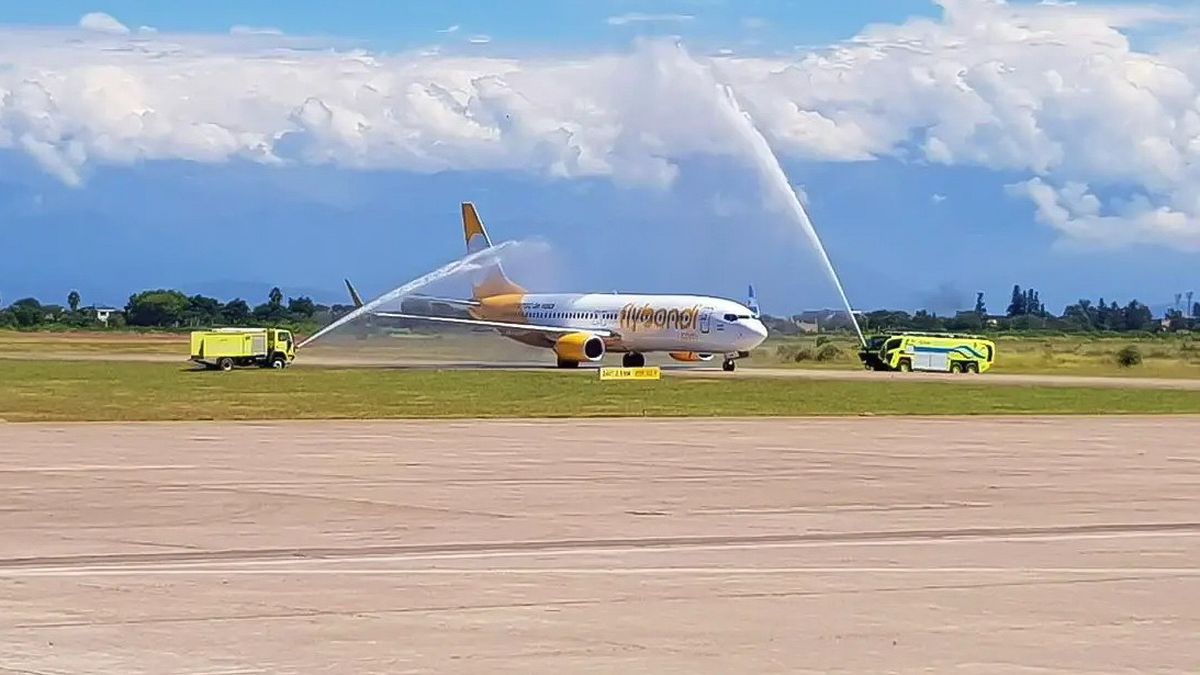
438;24;460;34
78;12;129;35
606;13;694;26
1008;178;1200;250
467;35;491;44
230;25;284;36
931;193;947;205
4;1;1200;250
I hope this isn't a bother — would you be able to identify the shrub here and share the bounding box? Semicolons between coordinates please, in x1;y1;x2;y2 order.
815;335;832;347
775;344;800;362
793;348;816;362
815;343;844;362
1115;345;1142;368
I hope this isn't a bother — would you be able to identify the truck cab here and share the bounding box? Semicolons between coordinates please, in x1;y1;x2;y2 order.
270;329;296;362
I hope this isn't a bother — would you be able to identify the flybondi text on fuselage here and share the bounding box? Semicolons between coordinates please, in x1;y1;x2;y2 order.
618;303;702;333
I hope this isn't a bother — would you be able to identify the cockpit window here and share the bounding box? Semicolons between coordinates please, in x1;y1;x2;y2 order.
724;314;754;322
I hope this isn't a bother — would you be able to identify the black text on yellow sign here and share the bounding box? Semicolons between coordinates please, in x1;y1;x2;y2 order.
598;367;662;381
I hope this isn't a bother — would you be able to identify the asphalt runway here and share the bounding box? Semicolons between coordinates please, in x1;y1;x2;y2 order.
2;417;1198;673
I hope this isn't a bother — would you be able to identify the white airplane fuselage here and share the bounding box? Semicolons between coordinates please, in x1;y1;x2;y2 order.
471;292;768;355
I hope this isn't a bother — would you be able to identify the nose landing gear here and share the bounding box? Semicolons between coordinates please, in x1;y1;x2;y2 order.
721;350;750;372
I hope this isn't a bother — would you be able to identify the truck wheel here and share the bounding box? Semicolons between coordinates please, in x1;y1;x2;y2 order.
270;355;286;369
950;362;963;374
966;362;980;374
217;357;234;372
898;359;912;372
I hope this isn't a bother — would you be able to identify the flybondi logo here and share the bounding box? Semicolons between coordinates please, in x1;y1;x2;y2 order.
619;304;701;332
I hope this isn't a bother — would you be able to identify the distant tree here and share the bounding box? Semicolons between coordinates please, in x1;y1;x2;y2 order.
0;309;15;329
268;287;284;307
287;296;316;318
1062;299;1094;330
125;290;190;327
974;292;986;316
1187;291;1195;316
1121;300;1153;332
185;295;222;327
1006;285;1026;318
1165;309;1187;331
10;298;44;327
67;290;81;312
1193;302;1200;319
221;299;251;325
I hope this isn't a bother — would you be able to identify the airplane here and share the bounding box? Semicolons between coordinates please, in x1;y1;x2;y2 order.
346;203;769;371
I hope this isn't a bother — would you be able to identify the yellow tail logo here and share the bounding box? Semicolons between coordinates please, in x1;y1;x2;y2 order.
461;202;525;299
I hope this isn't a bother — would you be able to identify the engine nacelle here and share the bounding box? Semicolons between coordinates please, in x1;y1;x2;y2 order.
668;351;714;363
554;332;606;362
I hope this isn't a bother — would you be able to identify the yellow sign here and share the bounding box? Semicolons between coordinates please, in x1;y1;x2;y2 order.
599;367;661;381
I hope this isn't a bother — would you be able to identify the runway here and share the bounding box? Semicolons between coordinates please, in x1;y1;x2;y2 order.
2;418;1198;673
4;349;1200;390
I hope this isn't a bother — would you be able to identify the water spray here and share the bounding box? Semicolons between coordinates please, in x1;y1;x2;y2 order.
714;82;867;347
299;240;522;348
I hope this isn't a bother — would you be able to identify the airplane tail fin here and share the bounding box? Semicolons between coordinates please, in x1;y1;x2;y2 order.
747;284;760;318
345;279;364;309
461;202;525;299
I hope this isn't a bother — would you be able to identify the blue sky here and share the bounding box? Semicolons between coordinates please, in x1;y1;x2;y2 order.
1;1;1198;314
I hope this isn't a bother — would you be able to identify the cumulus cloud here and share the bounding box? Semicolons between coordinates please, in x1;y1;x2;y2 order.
78;12;129;35
3;1;1200;250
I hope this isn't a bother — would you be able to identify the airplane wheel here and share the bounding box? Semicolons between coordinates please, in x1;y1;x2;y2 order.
556;359;579;369
623;353;645;368
722;359;736;372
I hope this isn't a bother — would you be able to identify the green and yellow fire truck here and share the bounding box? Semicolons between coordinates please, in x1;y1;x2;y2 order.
190;327;295;371
859;332;996;374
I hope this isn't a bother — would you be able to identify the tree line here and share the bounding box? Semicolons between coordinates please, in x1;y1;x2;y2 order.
0;288;354;330
2;284;1198;334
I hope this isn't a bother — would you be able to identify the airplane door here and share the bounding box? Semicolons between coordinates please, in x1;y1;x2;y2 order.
699;308;712;334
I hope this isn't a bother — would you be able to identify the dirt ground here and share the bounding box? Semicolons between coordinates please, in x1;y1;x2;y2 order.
2;417;1198;673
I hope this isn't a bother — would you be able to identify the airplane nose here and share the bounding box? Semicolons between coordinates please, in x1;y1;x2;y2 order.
742;319;768;348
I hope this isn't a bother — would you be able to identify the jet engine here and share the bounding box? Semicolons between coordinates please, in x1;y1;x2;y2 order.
668;352;714;362
554;333;606;362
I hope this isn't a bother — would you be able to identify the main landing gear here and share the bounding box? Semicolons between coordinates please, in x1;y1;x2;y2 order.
622;352;646;368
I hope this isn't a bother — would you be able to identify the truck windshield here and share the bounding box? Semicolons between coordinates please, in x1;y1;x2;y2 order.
884;339;901;353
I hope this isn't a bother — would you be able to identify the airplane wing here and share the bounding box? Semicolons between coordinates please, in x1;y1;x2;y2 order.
373;312;614;337
405;294;481;308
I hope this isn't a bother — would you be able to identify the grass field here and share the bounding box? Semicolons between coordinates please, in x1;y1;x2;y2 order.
2;360;1200;422
759;333;1200;378
6;329;1200;378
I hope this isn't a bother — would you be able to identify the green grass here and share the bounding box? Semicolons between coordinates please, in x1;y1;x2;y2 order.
2;360;1199;422
756;333;1200;378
